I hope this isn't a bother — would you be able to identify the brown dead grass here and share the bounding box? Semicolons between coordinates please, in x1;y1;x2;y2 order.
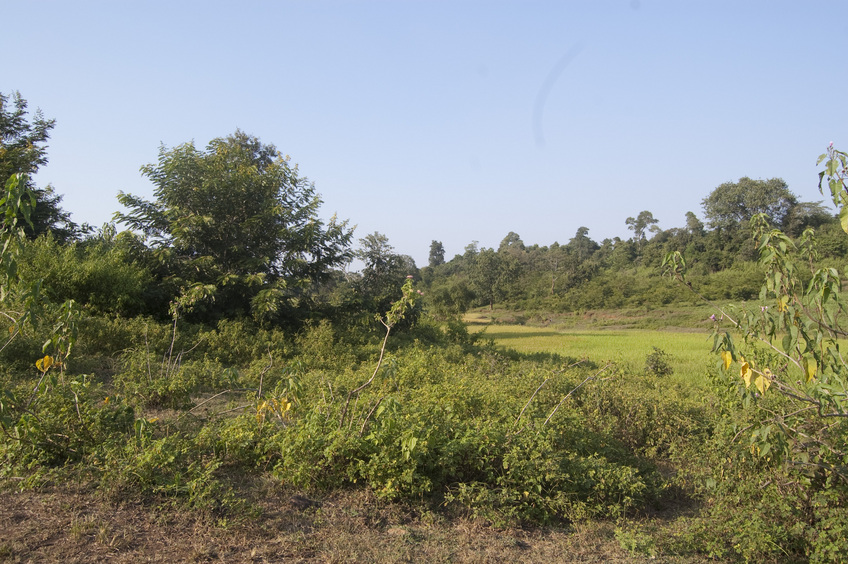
0;483;714;563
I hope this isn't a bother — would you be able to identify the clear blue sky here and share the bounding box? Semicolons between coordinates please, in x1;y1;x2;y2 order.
4;1;848;267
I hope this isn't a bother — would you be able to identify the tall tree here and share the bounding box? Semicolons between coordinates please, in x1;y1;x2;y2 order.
685;211;705;236
0;91;79;241
115;130;353;320
428;240;445;267
625;210;659;246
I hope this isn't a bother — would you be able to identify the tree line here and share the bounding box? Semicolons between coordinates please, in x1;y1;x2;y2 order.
422;176;843;316
3;88;844;329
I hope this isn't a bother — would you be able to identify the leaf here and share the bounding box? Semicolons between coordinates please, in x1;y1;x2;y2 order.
840;205;848;235
721;350;733;370
803;357;817;382
754;374;770;394
35;355;54;373
740;362;752;388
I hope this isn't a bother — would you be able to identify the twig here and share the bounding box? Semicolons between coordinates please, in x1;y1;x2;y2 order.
187;389;234;414
515;359;587;430
258;348;273;398
543;363;611;427
211;404;252;418
359;396;384;437
339;320;391;429
515;378;549;429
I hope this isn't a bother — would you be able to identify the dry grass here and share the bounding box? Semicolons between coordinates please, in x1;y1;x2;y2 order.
0;484;713;563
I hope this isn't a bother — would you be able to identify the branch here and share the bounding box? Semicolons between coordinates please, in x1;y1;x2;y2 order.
543;363;611;427
339;320;391;430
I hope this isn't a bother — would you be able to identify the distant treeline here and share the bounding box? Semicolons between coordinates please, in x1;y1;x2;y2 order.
420;178;846;315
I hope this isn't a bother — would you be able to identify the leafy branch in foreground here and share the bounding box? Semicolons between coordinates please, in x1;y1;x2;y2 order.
338;277;419;430
663;145;848;483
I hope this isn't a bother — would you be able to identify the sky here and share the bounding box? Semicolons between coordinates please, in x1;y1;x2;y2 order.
4;1;848;268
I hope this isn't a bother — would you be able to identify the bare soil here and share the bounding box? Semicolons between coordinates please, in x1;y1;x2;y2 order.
0;484;711;563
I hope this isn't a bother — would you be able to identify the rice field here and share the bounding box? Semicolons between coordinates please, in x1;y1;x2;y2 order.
471;323;718;386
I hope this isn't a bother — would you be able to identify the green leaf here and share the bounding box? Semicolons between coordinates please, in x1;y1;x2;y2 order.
839;205;848;235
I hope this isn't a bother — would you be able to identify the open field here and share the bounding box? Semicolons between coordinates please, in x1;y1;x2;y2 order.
465;314;717;388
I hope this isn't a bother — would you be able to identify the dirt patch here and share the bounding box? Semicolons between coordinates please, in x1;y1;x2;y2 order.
0;486;711;563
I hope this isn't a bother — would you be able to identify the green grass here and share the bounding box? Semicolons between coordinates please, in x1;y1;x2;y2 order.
471;323;716;387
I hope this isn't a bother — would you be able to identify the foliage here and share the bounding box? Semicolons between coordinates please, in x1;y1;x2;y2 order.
15;227;153;316
428;240;445;267
115;130;354;321
644;347;673;377
661;144;848;561
0;91;79;241
702;176;797;231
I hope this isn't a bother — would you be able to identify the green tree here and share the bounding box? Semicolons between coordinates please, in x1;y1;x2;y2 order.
115;130;353;320
471;248;501;310
498;231;525;253
702;177;797;231
625;210;659;245
356;232;418;315
567;226;599;262
684;211;704;236
0;91;79;241
428;240;445;267
470;247;522;309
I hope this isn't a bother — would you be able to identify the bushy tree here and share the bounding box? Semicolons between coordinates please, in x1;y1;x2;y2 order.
701;177;796;230
115;130;354;321
355;232;419;324
0;90;79;241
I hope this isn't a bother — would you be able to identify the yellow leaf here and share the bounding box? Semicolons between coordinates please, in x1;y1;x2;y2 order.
778;296;789;313
721;350;733;370
803;357;817;382
35;355;54;372
754;374;770;394
740;362;752;388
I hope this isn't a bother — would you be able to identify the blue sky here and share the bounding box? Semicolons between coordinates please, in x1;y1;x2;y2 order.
4;1;848;267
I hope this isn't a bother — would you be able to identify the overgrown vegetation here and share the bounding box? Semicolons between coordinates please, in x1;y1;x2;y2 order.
2;89;848;561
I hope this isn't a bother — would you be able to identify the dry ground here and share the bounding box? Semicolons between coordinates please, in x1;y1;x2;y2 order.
0;483;712;563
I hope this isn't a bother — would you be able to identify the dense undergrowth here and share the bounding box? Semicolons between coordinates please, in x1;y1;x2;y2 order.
2;301;847;561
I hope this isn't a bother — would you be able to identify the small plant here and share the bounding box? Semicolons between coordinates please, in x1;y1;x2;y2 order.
644;346;673;377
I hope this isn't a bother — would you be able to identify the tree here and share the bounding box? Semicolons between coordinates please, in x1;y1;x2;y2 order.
470;247;522;309
428;240;445;267
498;231;525;252
356;232;418;314
625;210;659;246
567;226;599;262
0;91;79;241
470;248;501;310
701;177;797;231
684;211;704;236
114;130;354;320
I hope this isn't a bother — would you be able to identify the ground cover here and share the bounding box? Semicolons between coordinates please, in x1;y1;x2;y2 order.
1;309;720;563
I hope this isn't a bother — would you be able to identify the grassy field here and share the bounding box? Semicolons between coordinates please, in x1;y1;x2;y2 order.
466;315;717;387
